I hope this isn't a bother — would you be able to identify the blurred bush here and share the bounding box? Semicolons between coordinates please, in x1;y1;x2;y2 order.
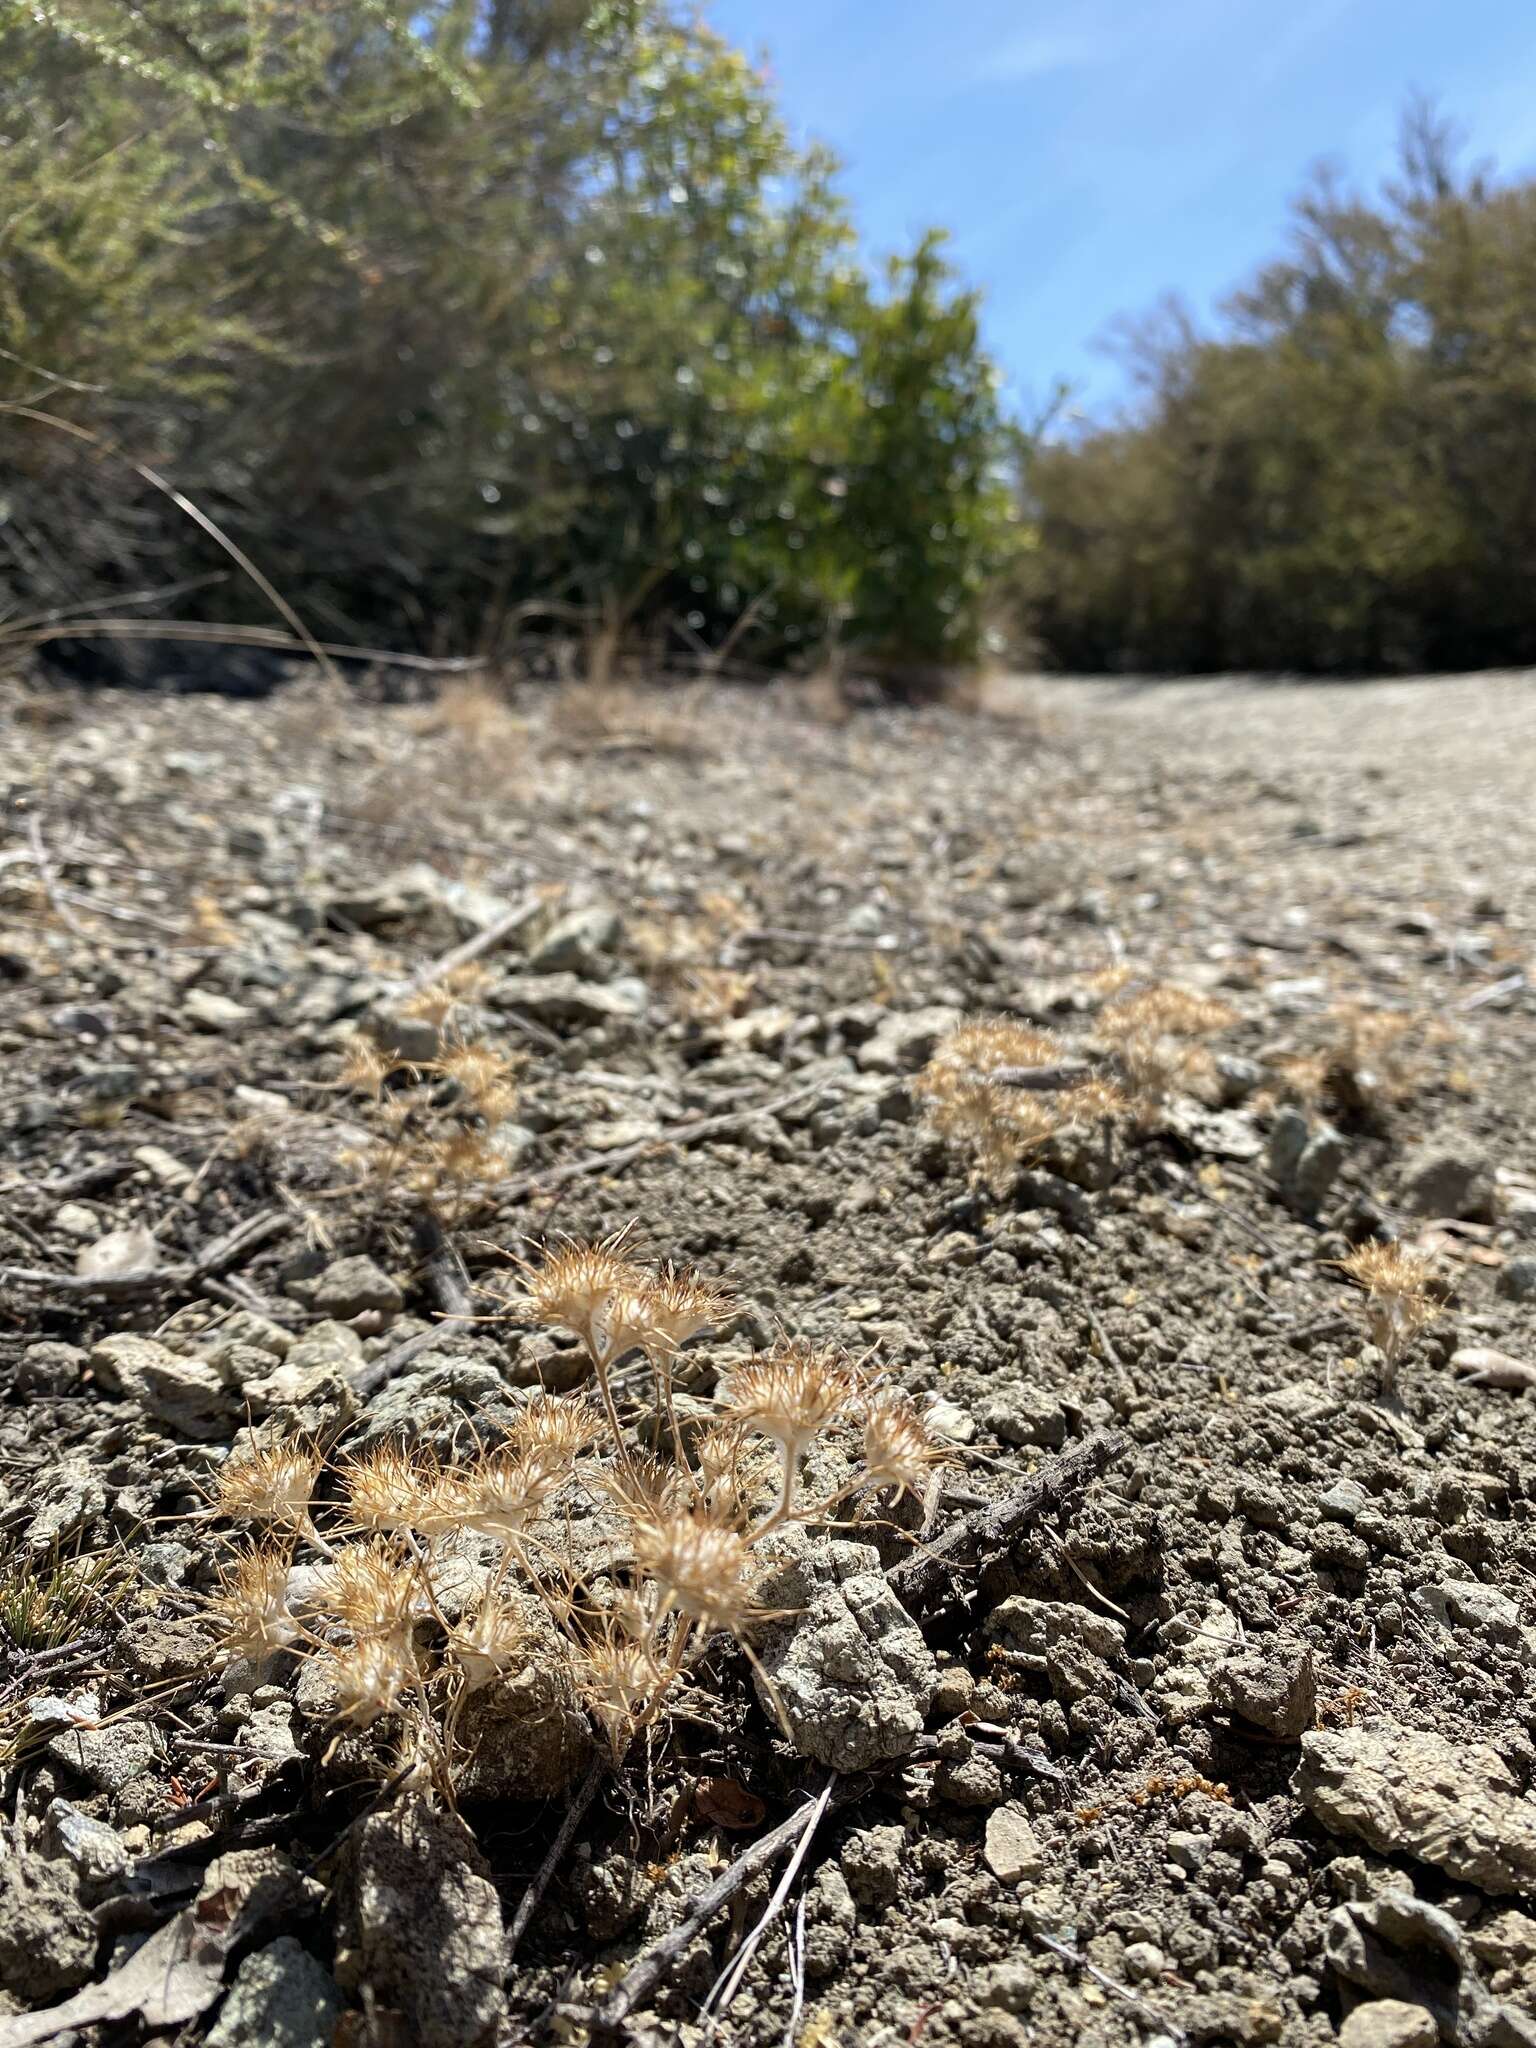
0;1;1018;679
1022;103;1536;675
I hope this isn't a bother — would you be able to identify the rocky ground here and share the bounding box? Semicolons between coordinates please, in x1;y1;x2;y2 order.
1;664;1534;2048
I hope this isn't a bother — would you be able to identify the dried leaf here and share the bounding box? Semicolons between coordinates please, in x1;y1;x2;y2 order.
695;1777;767;1831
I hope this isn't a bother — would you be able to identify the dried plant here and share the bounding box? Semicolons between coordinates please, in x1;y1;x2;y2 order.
337;984;525;1220
199;1230;951;1797
1096;984;1237;1122
915;1015;1125;1191
1271;1003;1437;1123
1337;1242;1442;1388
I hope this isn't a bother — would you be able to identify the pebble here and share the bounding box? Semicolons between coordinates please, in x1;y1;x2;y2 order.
207;1937;342;2048
53;1202;99;1239
1337;2001;1438;2048
311;1255;403;1318
984;1806;1046;1884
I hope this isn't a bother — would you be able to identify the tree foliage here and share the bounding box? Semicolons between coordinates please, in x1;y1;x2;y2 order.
1025;105;1536;674
0;1;1016;676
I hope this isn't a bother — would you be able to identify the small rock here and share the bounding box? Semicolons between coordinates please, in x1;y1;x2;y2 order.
206;1937;342;2048
985;1806;1046;1884
925;1396;975;1444
283;1320;366;1376
1167;1830;1210;1873
1214;1639;1316;1739
42;1799;129;1891
1319;1479;1369;1521
1269;1107;1347;1213
17;1339;84;1394
493;971;645;1029
980;1385;1068;1448
839;1824;905;1906
46;1716;158;1794
854;1005;960;1075
76;1222;159;1282
1297;1723;1536;1894
0;1851;97;1999
1398;1136;1496;1221
753;1538;937;1771
89;1333;233;1438
1337;2003;1437;2048
1497;1256;1536;1302
1413;1579;1522;1643
1123;1940;1166;1981
184;986;253;1031
311;1255;403;1318
528;902;621;976
53;1201;99;1239
132;1143;193;1188
336;1802;505;2048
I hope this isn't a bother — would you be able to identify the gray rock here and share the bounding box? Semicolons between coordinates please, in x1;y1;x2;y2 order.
1298;1724;1536;1895
42;1799;129;1892
17;1340;84;1394
46;1716;158;1794
336;1801;505;2048
1327;1893;1536;2048
492;971;645;1028
854;1005;960;1075
988;1596;1125;1661
979;1385;1068;1448
1214;1639;1316;1739
754;1538;938;1770
984;1805;1046;1884
1269;1107;1347;1213
312;1255;403;1318
354;1358;519;1451
0;1851;97;2000
1399;1137;1496;1221
184;986;253;1031
1320;1479;1370;1521
1167;1830;1209;1872
529;902;621;976
1497;1256;1536;1302
1413;1580;1523;1644
206;1937;342;2048
283;1319;366;1376
89;1333;234;1439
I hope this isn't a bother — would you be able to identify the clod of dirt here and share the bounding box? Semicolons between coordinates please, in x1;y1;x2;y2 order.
308;1255;403;1318
1327;1894;1536;2048
88;1333;235;1438
1398;1135;1498;1221
754;1537;937;1769
1213;1638;1316;1738
334;1801;505;2048
0;1854;96;2002
204;1938;341;2048
1298;1724;1536;1895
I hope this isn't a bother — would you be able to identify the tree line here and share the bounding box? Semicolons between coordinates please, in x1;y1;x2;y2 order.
1;1;1016;683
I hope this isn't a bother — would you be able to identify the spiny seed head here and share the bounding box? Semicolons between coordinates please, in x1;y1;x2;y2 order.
602;1452;689;1523
339;1039;393;1098
919;1017;1068;1088
631;1507;759;1634
576;1627;655;1753
316;1537;420;1641
446;1601;529;1692
434;1041;519;1109
323;1632;415;1729
517;1232;649;1355
1100;987;1237;1040
213;1546;296;1664
341;1443;459;1537
459;1449;554;1540
1339;1242;1437;1302
861;1393;946;1502
719;1340;865;1457
693;1422;775;1525
511;1393;603;1464
213;1439;321;1527
636;1267;737;1355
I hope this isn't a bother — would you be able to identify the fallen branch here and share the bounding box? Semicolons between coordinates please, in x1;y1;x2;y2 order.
887;1430;1126;1623
496;1079;840;1209
0;1209;288;1299
507;1755;608;1960
591;1784;844;2036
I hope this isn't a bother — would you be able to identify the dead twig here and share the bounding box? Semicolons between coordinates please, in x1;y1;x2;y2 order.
507;1755;608;1959
0;1208;288;1298
496;1080;839;1209
591;1786;846;2035
887;1431;1127;1623
398;894;544;1000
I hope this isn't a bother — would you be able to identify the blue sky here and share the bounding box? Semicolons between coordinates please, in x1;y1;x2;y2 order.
707;0;1536;421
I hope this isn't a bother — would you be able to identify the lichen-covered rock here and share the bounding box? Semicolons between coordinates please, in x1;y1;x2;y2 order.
0;1852;97;2000
1298;1724;1536;1895
752;1537;937;1770
335;1801;505;2048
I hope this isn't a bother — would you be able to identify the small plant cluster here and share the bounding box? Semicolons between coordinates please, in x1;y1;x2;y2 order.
205;1232;945;1788
338;964;524;1220
915;1017;1123;1193
1094;985;1238;1123
631;895;757;1027
1271;1003;1431;1122
1337;1241;1443;1389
